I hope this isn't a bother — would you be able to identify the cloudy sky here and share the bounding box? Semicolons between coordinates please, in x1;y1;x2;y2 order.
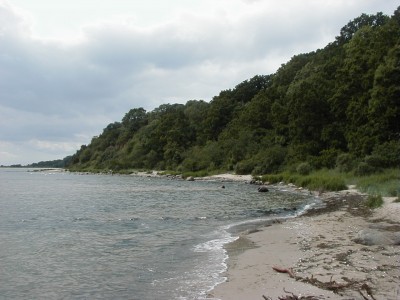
0;0;398;165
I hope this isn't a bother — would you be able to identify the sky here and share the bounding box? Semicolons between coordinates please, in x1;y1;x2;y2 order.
0;0;398;165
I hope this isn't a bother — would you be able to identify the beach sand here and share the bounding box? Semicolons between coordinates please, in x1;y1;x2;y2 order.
210;189;400;300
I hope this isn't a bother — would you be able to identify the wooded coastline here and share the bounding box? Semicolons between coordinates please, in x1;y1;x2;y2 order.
65;8;399;180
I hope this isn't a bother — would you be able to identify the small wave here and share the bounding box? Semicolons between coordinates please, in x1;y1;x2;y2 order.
193;235;237;253
191;229;238;298
294;198;324;216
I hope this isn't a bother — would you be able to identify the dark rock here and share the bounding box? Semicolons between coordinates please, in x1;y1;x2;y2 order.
258;186;269;192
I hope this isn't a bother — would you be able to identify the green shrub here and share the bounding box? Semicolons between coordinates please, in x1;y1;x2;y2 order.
296;162;312;175
261;173;285;184
336;153;354;172
371;140;400;168
235;160;256;175
251;166;263;176
364;155;384;169
254;145;287;174
182;170;209;178
355;162;377;176
388;184;400;197
366;194;384;209
313;148;339;169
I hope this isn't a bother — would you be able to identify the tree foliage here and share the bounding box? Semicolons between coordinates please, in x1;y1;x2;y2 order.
67;8;400;175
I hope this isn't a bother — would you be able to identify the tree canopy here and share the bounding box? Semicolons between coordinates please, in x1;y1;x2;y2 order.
67;8;400;175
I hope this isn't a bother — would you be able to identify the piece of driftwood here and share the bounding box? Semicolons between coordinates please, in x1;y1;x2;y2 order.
272;266;295;278
298;275;351;291
270;266;376;299
262;288;324;300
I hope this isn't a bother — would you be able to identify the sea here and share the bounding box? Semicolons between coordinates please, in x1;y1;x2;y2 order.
0;168;317;300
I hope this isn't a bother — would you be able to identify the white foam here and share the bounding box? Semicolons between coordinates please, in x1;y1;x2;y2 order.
190;229;239;299
193;235;237;253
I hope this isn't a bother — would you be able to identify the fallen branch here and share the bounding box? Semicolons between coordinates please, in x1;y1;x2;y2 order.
358;283;377;300
262;288;324;300
272;266;295;278
270;266;376;298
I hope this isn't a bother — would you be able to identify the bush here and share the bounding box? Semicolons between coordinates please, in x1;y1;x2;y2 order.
235;160;256;175
371;140;400;168
182;170;209;178
313;148;339;169
364;155;384;169
261;173;285;184
296;162;312;175
336;153;354;172
251;145;287;175
355;162;377;176
366;194;384;209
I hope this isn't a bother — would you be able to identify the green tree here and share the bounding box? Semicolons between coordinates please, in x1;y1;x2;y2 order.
122;107;148;132
369;45;400;142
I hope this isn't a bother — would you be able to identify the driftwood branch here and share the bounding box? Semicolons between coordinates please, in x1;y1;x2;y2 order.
262;288;324;300
270;266;376;299
272;266;295;278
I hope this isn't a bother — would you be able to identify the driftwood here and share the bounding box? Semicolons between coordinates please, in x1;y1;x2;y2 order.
270;266;376;299
272;266;295;278
262;288;324;300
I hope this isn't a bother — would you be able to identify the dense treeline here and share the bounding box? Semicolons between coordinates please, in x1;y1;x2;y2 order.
27;156;72;168
67;8;400;176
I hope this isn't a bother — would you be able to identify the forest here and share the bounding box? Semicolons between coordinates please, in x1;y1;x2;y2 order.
67;8;400;179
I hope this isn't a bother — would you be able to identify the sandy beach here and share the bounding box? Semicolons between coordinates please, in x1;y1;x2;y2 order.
209;187;400;300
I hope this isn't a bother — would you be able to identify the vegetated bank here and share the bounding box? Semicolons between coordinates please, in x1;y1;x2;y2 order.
66;8;400;196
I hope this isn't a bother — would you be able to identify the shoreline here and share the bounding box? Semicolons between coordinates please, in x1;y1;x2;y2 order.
28;169;400;298
18;169;399;298
209;188;400;300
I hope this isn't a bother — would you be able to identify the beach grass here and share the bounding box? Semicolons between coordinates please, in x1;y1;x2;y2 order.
260;168;400;195
349;168;400;197
261;169;347;191
366;194;384;208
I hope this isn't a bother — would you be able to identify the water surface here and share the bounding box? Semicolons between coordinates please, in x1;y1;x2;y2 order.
0;168;315;299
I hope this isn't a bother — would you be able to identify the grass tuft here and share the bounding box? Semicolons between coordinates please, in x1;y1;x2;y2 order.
261;169;347;191
352;169;400;197
366;194;384;209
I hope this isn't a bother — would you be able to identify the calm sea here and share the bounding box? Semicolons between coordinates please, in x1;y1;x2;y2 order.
0;168;316;299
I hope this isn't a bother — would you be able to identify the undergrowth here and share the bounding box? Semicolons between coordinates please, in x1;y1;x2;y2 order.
350;169;400;197
261;169;347;191
259;168;400;197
